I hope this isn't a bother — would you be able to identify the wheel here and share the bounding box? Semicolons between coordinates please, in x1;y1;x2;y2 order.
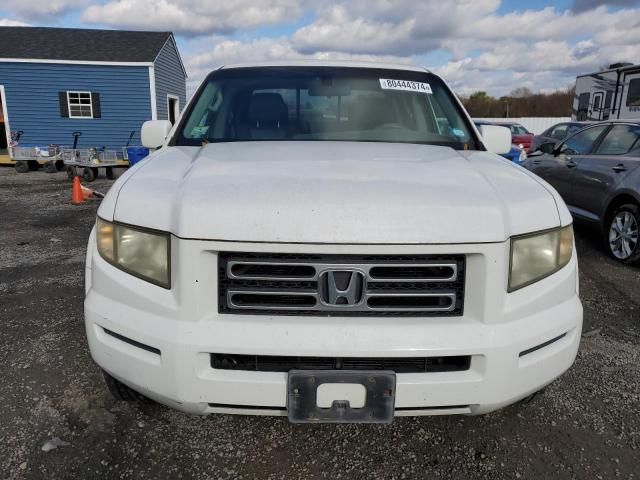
82;167;96;182
14;161;29;173
66;166;76;180
607;204;640;263
102;370;150;404
55;160;65;171
44;162;57;173
105;167;115;180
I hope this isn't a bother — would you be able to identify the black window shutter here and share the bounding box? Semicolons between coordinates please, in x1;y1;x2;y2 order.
58;92;69;118
91;93;101;118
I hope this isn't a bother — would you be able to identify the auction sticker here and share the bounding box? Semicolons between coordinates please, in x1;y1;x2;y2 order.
379;78;432;94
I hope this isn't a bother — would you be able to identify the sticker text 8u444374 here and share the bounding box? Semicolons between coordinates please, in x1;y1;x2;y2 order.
379;79;432;94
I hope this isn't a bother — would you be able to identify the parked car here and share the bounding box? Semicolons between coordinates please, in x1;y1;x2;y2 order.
530;122;589;153
85;61;582;423
494;122;534;152
475;121;527;163
524;121;640;263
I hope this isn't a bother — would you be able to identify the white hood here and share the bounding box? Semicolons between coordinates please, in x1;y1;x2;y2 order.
104;141;563;244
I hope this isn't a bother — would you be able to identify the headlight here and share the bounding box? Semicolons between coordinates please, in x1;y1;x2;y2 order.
509;225;573;292
96;217;170;288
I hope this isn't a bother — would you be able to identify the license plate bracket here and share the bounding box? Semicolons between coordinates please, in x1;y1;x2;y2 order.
287;370;396;424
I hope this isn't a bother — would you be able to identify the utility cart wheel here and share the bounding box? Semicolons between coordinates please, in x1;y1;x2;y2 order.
66;166;76;180
105;166;115;180
44;162;57;173
55;160;65;171
82;167;96;182
14;161;29;173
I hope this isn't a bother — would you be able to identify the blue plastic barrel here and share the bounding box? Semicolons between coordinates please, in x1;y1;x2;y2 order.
127;146;150;166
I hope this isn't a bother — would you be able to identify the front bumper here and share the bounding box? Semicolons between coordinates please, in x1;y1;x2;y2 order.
84;233;583;417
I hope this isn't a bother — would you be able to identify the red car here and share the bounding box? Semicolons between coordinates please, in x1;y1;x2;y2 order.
495;122;534;152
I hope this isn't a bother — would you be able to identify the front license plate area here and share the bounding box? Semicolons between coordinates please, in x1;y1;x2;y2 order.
287;370;396;424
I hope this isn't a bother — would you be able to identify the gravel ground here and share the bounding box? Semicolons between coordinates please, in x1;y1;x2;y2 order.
0;167;639;480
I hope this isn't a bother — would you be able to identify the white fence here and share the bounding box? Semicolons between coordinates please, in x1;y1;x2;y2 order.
474;117;571;135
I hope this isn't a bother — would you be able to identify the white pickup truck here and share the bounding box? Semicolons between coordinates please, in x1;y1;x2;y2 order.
85;61;582;423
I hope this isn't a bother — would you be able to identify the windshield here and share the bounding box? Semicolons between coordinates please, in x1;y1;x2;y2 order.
507;124;531;135
174;67;478;149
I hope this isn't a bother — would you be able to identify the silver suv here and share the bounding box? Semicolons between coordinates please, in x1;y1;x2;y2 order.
525;121;640;263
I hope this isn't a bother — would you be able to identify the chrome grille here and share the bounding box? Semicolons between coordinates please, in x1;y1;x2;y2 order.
218;253;465;316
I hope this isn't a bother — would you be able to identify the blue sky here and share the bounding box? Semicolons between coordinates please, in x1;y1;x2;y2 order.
1;0;639;96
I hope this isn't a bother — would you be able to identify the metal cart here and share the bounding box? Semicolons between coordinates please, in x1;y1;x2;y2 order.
62;148;122;182
10;144;67;173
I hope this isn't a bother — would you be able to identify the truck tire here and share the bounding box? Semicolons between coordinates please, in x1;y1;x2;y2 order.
44;162;57;173
606;203;640;264
102;370;151;404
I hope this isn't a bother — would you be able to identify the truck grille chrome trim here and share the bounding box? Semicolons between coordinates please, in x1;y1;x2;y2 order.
219;253;465;316
227;260;458;282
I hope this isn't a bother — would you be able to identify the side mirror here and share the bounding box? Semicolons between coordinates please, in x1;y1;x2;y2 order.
141;120;172;149
539;142;556;155
478;124;511;155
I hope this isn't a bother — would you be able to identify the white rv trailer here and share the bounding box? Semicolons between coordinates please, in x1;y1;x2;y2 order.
572;63;640;121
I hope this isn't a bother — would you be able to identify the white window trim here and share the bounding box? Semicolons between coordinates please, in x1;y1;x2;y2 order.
167;94;180;123
0;85;11;151
67;91;94;119
149;66;157;120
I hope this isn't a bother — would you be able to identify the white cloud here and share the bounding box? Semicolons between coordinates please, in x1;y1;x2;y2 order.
184;36;411;94
177;0;640;96
2;0;85;21
4;0;640;96
292;5;417;55
572;0;640;12
292;0;499;55
0;18;30;26
82;0;307;36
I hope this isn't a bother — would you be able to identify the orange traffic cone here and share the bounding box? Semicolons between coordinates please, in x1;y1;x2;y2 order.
71;176;84;205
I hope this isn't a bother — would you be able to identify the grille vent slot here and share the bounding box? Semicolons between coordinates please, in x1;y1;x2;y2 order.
211;354;471;373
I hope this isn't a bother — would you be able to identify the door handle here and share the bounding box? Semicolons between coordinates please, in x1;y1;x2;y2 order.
612;164;627;173
566;160;577;168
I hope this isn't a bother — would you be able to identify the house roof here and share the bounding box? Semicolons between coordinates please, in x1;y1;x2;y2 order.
0;27;173;63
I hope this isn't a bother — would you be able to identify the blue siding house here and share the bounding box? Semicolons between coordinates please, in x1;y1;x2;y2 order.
0;27;187;159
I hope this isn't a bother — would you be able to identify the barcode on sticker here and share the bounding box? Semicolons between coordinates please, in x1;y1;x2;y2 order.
380;79;432;94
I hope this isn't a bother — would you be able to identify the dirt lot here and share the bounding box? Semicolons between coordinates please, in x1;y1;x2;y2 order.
0;167;639;480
